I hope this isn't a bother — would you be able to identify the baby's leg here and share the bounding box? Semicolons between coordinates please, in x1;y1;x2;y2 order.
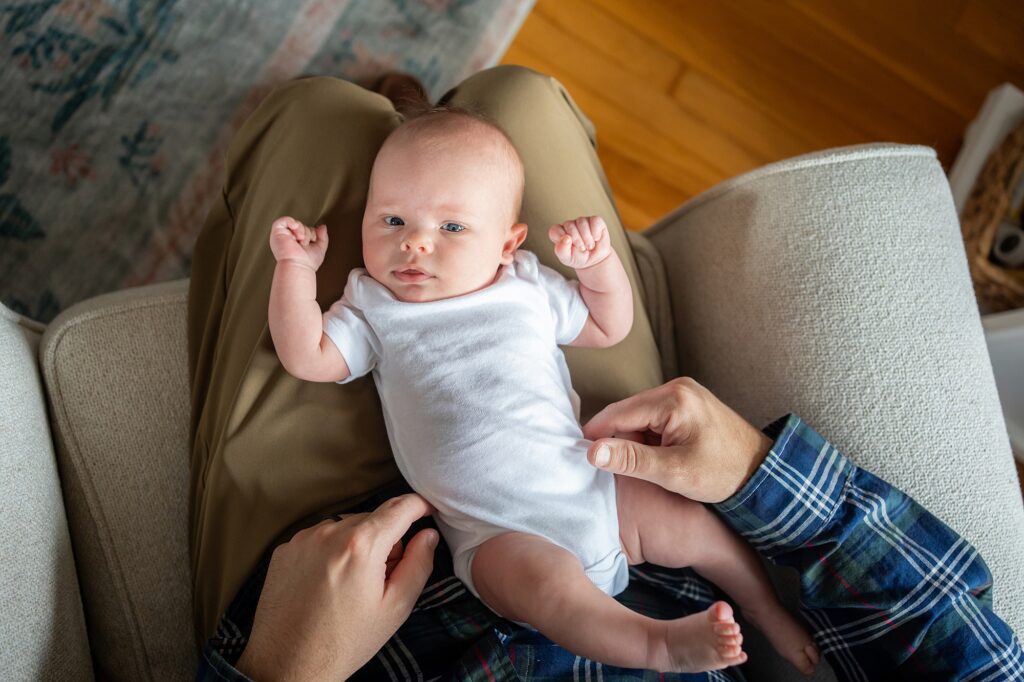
616;475;820;676
472;532;747;673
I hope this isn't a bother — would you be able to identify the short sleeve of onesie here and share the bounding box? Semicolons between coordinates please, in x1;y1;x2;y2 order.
518;251;590;345
322;270;380;384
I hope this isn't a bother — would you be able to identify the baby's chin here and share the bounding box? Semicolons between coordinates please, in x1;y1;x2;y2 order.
376;276;450;303
392;285;480;303
391;287;443;303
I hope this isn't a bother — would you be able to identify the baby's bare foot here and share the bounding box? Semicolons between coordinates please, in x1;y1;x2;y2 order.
742;602;819;676
650;601;748;672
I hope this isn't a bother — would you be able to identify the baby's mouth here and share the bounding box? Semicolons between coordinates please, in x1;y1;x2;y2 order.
393;267;432;283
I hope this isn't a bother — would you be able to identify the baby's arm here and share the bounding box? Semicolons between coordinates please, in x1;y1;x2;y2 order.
268;216;351;382
549;216;633;348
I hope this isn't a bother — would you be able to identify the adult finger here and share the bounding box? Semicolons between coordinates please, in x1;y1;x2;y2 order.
581;385;674;441
383;528;438;613
586;437;679;490
361;494;435;553
385;539;402;579
291;515;352;542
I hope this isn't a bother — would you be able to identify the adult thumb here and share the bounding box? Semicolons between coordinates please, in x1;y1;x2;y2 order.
588;438;667;485
385;529;437;611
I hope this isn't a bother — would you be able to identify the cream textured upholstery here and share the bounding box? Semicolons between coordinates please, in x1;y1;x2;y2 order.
0;306;92;679
1;143;1020;681
646;143;1024;680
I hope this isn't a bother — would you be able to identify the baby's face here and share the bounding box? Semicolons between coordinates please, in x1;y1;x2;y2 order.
362;126;525;303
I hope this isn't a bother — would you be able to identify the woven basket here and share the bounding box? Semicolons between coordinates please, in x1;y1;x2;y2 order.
960;119;1024;313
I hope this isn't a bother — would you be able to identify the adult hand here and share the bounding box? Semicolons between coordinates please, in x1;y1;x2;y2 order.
581;378;773;503
235;494;438;681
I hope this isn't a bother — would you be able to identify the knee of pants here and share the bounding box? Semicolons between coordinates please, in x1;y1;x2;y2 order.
441;64;597;163
443;64;561;113
271;75;389;110
251;76;399;139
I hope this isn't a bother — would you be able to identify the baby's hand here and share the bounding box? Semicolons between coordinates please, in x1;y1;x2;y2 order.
270;216;329;271
549;216;612;270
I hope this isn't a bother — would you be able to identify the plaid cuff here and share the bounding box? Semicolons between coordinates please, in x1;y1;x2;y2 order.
196;645;253;681
714;413;855;558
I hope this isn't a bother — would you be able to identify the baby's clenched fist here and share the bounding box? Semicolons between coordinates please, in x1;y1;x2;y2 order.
549;216;612;270
270;216;329;271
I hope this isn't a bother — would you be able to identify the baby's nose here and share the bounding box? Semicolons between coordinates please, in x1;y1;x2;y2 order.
401;232;433;254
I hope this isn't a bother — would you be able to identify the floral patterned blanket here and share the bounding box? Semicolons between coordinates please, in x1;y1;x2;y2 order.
0;0;531;321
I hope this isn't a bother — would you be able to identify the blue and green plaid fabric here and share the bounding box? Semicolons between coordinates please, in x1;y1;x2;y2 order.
716;414;1022;681
197;414;1021;681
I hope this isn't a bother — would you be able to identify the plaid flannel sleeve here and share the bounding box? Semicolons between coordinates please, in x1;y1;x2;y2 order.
195;647;251;681
714;413;1023;681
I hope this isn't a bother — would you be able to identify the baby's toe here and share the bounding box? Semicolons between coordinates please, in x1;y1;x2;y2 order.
720;640;742;656
707;601;736;625
713;622;741;636
718;630;742;649
716;625;745;661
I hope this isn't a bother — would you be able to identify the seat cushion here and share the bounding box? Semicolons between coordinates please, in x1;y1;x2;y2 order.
40;280;195;681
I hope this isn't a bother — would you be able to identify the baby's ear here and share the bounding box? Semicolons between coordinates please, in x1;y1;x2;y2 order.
501;222;528;263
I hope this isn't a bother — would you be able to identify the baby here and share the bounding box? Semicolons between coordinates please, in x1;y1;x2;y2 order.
267;107;819;675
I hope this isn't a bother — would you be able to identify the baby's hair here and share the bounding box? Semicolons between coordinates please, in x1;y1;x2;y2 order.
383;103;525;223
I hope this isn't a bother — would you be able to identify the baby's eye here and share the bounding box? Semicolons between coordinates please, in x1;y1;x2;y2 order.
384;216;404;227
441;222;465;233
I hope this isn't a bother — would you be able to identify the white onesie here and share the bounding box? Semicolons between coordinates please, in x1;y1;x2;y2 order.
322;249;629;599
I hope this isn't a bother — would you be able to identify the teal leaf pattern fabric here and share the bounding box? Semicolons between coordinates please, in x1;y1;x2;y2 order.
0;137;44;241
0;0;533;322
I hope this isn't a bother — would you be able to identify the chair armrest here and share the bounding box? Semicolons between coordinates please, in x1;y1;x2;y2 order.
625;229;678;382
0;304;93;678
39;279;195;680
644;143;1024;678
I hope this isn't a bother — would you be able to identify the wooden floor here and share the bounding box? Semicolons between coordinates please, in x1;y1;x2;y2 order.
503;0;1024;498
501;0;1024;232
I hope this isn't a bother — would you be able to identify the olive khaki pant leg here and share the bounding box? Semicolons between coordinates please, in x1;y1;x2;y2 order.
188;77;403;640
187;67;664;642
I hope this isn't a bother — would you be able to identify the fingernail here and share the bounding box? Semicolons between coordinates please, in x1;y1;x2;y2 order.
427;531;438;547
594;444;610;467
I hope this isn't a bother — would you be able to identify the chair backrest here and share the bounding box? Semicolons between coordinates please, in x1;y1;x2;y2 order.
40;279;196;681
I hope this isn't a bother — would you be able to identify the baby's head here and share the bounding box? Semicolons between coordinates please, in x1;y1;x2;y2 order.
361;105;527;302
